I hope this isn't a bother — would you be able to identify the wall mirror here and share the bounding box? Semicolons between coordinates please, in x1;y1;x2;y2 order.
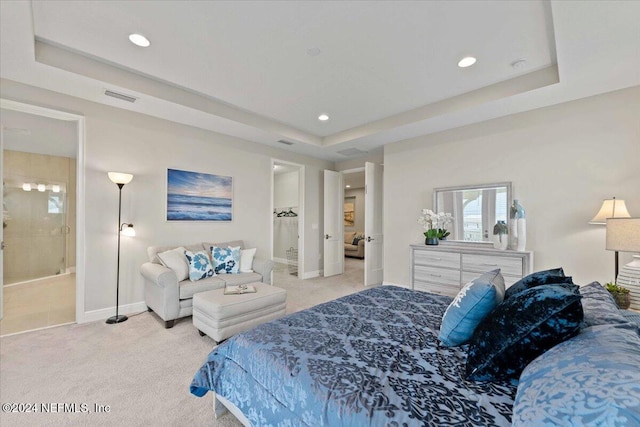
433;182;512;243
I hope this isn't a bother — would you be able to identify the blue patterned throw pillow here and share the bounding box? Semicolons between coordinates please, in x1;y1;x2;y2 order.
513;324;640;426
580;281;636;329
184;250;214;281
439;269;505;347
210;246;240;274
466;283;583;381
504;267;571;299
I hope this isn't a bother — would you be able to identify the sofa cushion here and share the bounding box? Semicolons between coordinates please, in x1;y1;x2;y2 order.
203;240;244;251
344;232;356;244
439;269;505;347
220;272;262;286
179;276;226;299
512;324;640;426
504;267;570;299
156;246;189;281
466;283;583;381
210;246;241;274
185;250;215;281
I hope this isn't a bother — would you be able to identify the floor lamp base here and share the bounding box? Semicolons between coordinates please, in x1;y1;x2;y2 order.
106;314;128;324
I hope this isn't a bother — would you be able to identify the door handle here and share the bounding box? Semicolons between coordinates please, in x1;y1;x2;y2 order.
367;236;374;242
325;234;332;239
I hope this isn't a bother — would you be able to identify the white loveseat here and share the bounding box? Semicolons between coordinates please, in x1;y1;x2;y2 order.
141;240;274;328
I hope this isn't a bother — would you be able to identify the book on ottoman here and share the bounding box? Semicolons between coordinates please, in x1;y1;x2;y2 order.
224;284;257;295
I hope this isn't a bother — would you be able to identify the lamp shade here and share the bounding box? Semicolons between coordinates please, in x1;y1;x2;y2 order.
108;172;134;185
606;218;640;252
590;198;630;224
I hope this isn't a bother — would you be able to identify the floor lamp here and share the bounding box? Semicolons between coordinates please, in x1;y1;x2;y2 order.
107;172;135;325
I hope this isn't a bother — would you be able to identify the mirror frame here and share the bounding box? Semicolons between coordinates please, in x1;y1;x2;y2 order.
433;182;512;244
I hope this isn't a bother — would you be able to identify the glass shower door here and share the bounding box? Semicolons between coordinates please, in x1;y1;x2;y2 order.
2;177;67;284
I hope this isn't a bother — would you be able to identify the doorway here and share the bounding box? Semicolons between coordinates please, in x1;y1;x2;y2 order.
0;100;85;335
272;160;304;280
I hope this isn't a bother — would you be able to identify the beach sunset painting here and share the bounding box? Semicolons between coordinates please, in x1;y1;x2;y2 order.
166;168;232;221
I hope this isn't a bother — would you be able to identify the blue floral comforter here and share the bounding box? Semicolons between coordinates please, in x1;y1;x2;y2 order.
190;286;517;426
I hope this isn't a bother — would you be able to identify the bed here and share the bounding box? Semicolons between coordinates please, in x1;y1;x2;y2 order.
190;285;517;426
191;279;640;426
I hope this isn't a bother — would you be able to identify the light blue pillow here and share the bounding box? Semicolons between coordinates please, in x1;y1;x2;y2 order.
438;269;505;347
210;246;240;274
513;324;640;426
184;250;214;281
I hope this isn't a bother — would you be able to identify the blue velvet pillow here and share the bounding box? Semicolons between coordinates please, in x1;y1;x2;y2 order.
466;284;583;381
184;250;215;281
439;269;505;347
513;324;640;426
504;267;570;299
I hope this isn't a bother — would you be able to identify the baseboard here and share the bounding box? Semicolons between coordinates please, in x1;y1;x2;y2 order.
80;301;148;324
301;270;322;279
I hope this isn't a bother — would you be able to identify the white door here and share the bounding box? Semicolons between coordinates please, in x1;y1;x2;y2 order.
365;162;383;287
323;170;343;277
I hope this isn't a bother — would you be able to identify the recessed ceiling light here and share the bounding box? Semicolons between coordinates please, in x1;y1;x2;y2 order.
129;33;150;47
457;56;477;68
345;185;351;188
318;114;329;121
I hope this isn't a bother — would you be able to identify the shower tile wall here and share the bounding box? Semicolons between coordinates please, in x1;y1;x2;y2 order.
3;150;76;284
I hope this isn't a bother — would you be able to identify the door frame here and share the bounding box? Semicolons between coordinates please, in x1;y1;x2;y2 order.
271;159;305;279
0;99;86;323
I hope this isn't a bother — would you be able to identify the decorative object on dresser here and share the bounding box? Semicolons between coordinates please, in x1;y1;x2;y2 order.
606;217;640;310
417;209;453;246
492;220;508;250
509;199;526;251
106;172;135;325
410;242;533;296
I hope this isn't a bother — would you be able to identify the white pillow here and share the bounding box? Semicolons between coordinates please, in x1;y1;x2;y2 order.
239;248;257;273
157;246;189;281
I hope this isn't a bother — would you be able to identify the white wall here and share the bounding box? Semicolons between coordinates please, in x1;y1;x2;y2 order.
274;171;299;209
1;79;333;316
384;87;640;287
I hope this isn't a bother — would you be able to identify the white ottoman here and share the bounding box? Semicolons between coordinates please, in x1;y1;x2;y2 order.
192;282;287;343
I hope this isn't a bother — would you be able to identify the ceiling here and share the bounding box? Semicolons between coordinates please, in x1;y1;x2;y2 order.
1;1;638;161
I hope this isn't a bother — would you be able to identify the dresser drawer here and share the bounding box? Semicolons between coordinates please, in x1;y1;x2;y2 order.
462;271;520;288
413;250;460;269
414;280;459;297
462;254;523;277
414;265;460;287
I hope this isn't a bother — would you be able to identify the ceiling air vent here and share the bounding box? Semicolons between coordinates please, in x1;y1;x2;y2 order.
277;139;295;146
104;89;137;103
337;148;368;157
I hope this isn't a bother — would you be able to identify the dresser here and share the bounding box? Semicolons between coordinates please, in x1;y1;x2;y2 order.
410;243;533;296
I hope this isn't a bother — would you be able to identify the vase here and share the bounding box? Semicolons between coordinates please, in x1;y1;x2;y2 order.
425;237;439;245
611;292;631;309
492;233;508;250
616;255;640;310
509;200;526;251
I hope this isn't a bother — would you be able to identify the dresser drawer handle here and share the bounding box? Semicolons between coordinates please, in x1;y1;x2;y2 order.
481;263;499;266
429;274;442;278
428;257;443;261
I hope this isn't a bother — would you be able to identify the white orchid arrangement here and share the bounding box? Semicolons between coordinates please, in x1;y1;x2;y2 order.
418;209;454;239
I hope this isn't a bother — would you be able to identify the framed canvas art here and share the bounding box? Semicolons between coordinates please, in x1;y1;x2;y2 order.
166;168;233;221
344;197;355;227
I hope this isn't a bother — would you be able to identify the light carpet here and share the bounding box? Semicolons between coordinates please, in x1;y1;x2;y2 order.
0;258;365;426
